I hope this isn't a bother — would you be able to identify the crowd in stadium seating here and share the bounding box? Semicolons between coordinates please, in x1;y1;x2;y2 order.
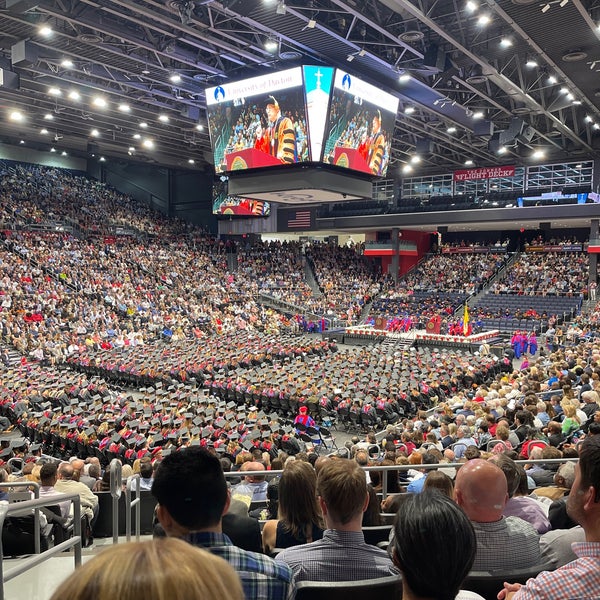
0;159;597;598
304;242;383;323
488;251;589;296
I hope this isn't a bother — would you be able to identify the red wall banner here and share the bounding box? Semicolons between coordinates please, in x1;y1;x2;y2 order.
453;166;515;181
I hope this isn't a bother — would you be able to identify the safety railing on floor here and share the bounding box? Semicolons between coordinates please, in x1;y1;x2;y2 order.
0;481;41;554
109;458;122;545
0;492;82;600
125;474;141;542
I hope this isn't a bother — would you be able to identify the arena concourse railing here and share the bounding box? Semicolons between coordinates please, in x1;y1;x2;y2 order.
0;490;83;600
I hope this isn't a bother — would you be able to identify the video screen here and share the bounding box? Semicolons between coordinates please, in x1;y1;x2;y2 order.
322;70;399;176
213;194;270;217
206;67;311;174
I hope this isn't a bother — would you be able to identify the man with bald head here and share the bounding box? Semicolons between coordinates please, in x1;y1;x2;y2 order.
455;459;541;571
232;461;268;504
54;462;99;522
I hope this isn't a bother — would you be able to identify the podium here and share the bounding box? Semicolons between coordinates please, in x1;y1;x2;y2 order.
332;147;371;175
225;148;282;171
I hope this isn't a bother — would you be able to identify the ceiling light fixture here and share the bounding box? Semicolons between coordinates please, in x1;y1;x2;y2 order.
532;149;545;159
264;36;278;52
559;0;569;6
140;122;148;129
91;129;100;137
40;128;49;134
142;139;155;149
50;147;56;153
9;110;23;122
61;151;67;156
402;164;413;174
473;110;484;119
133;133;141;139
169;73;182;84
526;57;538;68
195;124;204;131
61;59;74;68
594;123;600;130
410;155;421;164
399;73;411;82
118;103;131;112
44;113;54;120
68;90;81;101
38;25;53;37
158;114;170;123
541;3;550;12
500;37;513;48
19;140;25;145
465;0;478;11
465;159;474;165
447;126;457;133
498;146;507;154
405;105;415;114
92;96;108;108
477;14;491;26
188;159;195;164
99;157;106;162
276;1;287;15
547;74;557;84
346;54;355;62
48;87;61;96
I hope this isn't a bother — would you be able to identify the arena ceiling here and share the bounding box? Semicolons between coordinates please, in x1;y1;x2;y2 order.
0;0;600;175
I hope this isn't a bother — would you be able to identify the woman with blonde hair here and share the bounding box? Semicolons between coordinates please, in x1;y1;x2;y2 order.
50;537;243;600
561;403;580;436
262;460;323;554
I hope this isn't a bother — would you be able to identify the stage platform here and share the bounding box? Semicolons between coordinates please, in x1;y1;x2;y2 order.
327;325;501;352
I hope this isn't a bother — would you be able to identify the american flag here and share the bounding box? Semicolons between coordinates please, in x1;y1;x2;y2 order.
287;210;312;229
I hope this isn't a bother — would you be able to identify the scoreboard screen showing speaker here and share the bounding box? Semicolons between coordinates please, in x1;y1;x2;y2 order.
321;70;399;177
206;67;333;174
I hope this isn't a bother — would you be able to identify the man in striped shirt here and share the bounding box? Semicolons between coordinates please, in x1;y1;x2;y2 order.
499;435;600;599
152;447;294;600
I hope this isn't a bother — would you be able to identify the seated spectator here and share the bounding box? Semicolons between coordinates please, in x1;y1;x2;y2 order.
492;454;551;533
362;483;383;526
232;462;269;505
391;490;484;600
536;461;575;503
152;447;294;600
454;459;541;571
422;470;455;499
50;538;243;600
275;458;398;582
499;436;600;599
262;461;323;554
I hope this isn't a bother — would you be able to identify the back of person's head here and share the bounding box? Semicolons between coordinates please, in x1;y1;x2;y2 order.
40;462;58;486
577;436;600;496
49;538;243;600
317;458;367;525
241;461;266;482
278;460;322;536
490;454;520;498
140;462;153;479
455;459;508;522
354;449;369;466
392;490;476;600
422;471;454;499
555;461;576;488
152;447;227;531
58;463;74;480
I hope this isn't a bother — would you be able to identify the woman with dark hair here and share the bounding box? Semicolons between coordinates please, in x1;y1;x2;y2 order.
392;490;484;600
362;483;382;526
261;460;323;554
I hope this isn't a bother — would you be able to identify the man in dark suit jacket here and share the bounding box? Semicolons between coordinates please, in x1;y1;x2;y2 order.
223;499;262;553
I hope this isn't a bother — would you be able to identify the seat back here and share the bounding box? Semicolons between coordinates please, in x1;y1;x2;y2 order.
463;561;555;600
362;525;393;546
295;575;402;600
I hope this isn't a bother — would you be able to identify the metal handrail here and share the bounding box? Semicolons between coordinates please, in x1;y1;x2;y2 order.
0;493;82;600
225;457;579;500
109;459;122;545
0;482;40;554
125;475;141;542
